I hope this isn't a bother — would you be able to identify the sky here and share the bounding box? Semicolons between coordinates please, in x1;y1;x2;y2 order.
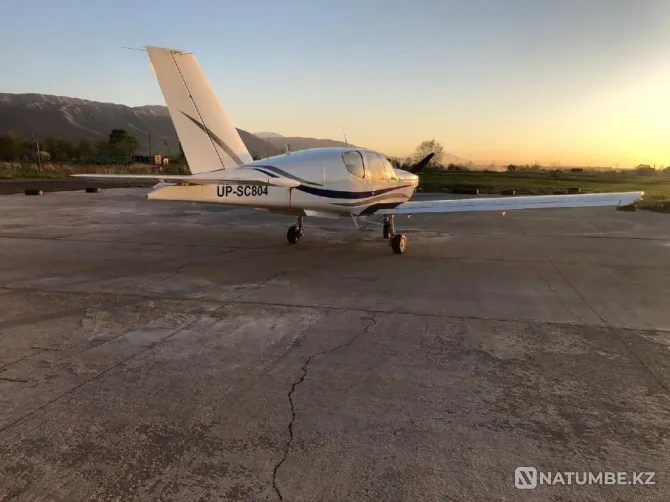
1;0;668;167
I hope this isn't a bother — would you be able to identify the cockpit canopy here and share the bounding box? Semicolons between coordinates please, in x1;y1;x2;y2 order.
342;150;397;181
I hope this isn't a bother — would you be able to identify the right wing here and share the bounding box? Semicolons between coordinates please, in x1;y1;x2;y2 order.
71;170;300;188
377;191;644;215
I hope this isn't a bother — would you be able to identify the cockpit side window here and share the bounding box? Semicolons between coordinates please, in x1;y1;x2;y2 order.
382;157;398;180
343;151;365;178
364;152;388;181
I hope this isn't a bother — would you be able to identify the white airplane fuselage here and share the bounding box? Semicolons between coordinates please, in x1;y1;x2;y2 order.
147;147;419;217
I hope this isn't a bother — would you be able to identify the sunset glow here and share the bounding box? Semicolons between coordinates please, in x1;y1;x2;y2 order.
1;0;668;168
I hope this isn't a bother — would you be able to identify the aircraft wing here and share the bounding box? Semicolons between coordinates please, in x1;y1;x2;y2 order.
377;191;644;215
71;171;300;188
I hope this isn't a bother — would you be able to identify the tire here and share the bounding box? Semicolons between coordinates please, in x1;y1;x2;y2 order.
391;234;407;255
287;225;300;244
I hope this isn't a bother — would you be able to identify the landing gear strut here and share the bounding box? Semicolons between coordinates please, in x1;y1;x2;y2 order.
287;216;304;244
382;215;395;239
383;215;407;255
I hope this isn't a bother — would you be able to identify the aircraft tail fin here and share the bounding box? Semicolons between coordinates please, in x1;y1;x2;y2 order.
146;46;252;174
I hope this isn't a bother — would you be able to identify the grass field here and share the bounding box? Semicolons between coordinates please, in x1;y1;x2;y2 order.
418;169;670;213
0;162;188;180
419;169;670;195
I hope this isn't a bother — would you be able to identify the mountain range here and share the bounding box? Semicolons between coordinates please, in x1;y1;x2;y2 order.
0;93;351;159
0;93;467;164
255;132;355;151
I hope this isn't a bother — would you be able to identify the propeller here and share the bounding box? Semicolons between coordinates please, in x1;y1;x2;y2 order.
409;153;435;174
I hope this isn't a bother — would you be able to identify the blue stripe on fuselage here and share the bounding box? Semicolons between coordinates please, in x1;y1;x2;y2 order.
295;184;413;199
253;168;279;178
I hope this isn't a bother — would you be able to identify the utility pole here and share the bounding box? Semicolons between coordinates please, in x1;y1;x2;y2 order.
164;138;168;158
148;131;152;156
33;133;41;173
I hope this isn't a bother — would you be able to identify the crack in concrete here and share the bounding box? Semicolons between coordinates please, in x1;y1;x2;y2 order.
3;284;670;334
0;298;134;331
518;222;670;394
533;266;588;326
217;251;341;311
158;248;238;283
0;349;45;371
546;259;670;396
0;316;204;435
0;377;30;383
0;233;288;250
271;313;378;501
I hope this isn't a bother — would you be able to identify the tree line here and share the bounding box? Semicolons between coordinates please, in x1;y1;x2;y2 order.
0;129;140;163
386;139;447;171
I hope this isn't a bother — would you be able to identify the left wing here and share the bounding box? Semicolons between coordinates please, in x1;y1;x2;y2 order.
377;191;643;215
71;171;299;188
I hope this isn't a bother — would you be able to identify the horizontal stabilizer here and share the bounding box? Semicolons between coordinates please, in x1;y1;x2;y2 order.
378;191;644;215
72;172;300;188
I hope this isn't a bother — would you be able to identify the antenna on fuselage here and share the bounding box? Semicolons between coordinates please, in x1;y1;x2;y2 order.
341;126;349;147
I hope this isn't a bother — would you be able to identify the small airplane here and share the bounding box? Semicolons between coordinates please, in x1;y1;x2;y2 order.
76;47;643;254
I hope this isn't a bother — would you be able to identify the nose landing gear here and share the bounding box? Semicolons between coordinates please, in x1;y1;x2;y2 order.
383;215;407;255
287;216;305;244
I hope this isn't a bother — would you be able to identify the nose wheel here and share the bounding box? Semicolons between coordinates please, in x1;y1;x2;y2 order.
384;215;407;254
287;216;305;244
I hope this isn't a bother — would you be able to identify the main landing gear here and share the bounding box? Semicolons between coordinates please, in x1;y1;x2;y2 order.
383;215;408;255
287;214;407;255
287;216;304;244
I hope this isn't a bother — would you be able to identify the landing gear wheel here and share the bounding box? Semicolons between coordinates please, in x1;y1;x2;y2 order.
287;225;301;244
391;234;407;255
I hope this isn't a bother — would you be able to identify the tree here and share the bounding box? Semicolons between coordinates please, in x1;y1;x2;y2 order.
96;139;111;159
78;137;96;161
125;135;139;156
43;136;76;162
107;129;138;158
413;139;444;169
108;128;129;145
108;128;127;157
0;132;25;161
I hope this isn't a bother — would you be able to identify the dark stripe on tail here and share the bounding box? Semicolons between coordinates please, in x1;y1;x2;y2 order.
181;111;245;166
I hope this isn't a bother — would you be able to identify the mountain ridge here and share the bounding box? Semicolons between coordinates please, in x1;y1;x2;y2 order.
0;93;362;158
0;93;284;158
0;93;466;164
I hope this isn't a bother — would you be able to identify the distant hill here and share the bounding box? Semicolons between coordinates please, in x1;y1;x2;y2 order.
254;132;285;139
0;93;284;159
0;93;467;164
256;132;469;165
264;136;355;151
